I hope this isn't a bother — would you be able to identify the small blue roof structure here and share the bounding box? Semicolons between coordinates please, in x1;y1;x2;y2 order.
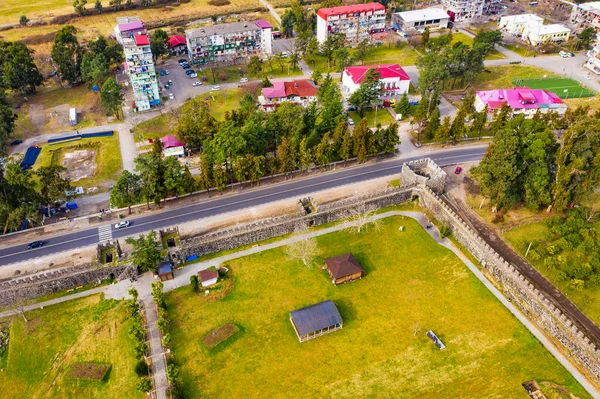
92;85;100;92
157;261;172;275
290;300;343;338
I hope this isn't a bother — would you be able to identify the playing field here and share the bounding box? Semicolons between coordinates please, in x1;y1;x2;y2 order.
512;77;595;99
165;216;589;399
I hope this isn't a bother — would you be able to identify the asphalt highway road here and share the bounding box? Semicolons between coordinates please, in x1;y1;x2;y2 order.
0;146;486;266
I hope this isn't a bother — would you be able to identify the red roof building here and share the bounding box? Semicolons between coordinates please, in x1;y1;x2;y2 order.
161;135;184;149
316;3;386;19
324;253;366;285
260;80;318;110
342;64;411;99
199;269;219;287
167;35;186;48
134;34;150;46
316;2;386;45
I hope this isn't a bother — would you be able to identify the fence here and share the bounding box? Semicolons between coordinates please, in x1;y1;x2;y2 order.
47;130;114;144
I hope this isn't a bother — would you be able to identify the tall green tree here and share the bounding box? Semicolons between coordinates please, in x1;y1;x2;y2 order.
126;231;162;272
163;156;184;199
51;25;83;85
0;41;43;94
353;119;369;163
470;107;488;138
422;27;430;46
37;165;71;217
199;141;214;192
277;136;296;175
81;53;107;85
317;74;343;134
333;47;352;72
135;153;165;208
435;116;452;144
423;106;441;141
247;55;263;77
521;129;556;210
176;99;216;149
150;29;169;61
394;92;411;119
578;27;596;50
319;33;345;69
355;39;373;65
348;68;382;117
100;77;123;118
110;170;142;214
73;0;87;15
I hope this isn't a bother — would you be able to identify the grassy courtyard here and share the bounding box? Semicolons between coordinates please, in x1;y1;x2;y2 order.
165;216;588;399
34;134;122;190
349;108;395;127
307;44;421;73
0;295;143;399
472;65;563;90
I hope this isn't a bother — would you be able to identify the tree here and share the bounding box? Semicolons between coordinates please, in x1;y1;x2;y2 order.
422;27;430;47
395;92;411;119
277;136;296;176
135;153;165;208
94;0;103;10
521;129;556;210
176;98;216;149
190;275;199;292
423;106;440;141
297;137;311;172
305;37;319;66
288;51;300;71
281;9;295;37
353;119;369;163
345;200;380;233
0;41;43;94
126;231;162;272
578;27;596;50
110;170;142;214
81;53;107;85
319;33;345;69
51;25;83;85
334;120;353;162
182;165;197;194
100;77;123;118
152;138;163;158
261;76;273;88
449;109;467;141
163;156;184;198
285;235;319;266
381;123;400;153
435;116;451;144
37;166;71;217
213;165;228;191
137;377;152;392
355;39;373;65
19;15;29;27
73;0;87;15
348;68;382;117
333;47;352;72
470;107;488;139
199;142;214;192
488;103;511;136
247;55;263;77
317;74;344;134
313;132;332;167
150;29;169;61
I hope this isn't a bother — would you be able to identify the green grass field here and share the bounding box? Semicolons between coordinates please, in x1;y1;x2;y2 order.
512;77;595;99
165;216;588;399
473;65;563;90
307;44;420;73
0;295;143;399
34;134;122;190
349;108;395;127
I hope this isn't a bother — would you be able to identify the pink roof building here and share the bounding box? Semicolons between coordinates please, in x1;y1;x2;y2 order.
259;80;318;110
118;20;145;33
254;20;273;29
261;82;286;99
342;64;411;99
161;135;184;149
166;35;186;48
475;87;567;117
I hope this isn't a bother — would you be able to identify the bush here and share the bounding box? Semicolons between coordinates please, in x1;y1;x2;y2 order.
136;377;152;392
439;224;452;239
190;275;199;292
134;359;149;377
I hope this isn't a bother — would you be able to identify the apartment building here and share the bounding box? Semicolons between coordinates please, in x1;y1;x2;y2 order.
391;8;450;32
114;17;160;112
185;20;272;65
442;0;485;21
316;3;387;45
523;24;571;46
585;32;600;74
498;14;544;36
571;1;600;30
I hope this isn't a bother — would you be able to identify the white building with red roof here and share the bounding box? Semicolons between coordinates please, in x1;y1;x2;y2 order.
316;2;386;45
342;64;411;99
259;79;318;110
474;87;567;117
161;135;186;157
166;35;187;55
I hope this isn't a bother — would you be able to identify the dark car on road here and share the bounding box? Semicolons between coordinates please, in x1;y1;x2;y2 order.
27;240;44;249
10;139;22;146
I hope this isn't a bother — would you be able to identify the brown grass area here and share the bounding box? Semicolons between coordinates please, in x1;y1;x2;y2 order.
68;363;111;380
203;322;239;349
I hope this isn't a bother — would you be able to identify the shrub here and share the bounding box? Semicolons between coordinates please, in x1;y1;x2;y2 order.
527;250;540;261
167;364;180;384
569;278;585;291
190;275;199;292
134;359;149;377
136;377;152;392
439;224;452;239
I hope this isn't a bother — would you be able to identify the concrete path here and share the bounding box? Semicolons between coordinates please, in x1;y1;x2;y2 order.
115;122;137;172
143;296;168;399
259;0;281;24
2;211;598;397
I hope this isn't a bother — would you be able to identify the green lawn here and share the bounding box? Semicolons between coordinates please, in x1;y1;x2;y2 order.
503;43;538;57
205;88;243;121
307;44;421;73
472;65;563;90
165;216;588;399
132;112;178;143
34;134;122;191
0;295;143;399
349;108;395;127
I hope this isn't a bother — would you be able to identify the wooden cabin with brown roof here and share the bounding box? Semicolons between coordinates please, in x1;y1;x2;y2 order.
324;253;366;285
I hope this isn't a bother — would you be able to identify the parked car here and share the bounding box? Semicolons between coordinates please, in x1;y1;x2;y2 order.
165;70;170;75
164;83;171;90
569;52;575;57
169;93;175;100
240;77;249;83
192;81;202;86
454;166;463;174
280;51;288;58
211;86;221;91
114;221;130;229
409;101;420;106
178;59;187;64
27;240;44;249
584;74;592;80
348;118;355;126
347;106;356;111
559;51;569;58
189;72;198;78
168;80;173;85
159;70;166;76
9;139;22;146
182;63;191;69
185;69;194;75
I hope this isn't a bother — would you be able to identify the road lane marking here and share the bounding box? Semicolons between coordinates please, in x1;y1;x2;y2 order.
98;225;113;242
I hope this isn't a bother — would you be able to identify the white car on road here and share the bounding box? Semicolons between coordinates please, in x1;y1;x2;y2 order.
169;93;174;100
193;81;202;87
559;51;569;58
240;78;248;83
211;86;221;91
114;221;130;229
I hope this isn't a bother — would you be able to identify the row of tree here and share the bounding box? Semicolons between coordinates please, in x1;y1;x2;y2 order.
472;107;600;213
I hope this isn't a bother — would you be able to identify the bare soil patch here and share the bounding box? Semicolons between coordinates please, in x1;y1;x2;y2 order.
61;149;98;182
68;363;111;381
203;322;239;349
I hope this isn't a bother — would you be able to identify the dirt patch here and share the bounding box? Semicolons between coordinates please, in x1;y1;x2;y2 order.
203;322;239;349
61;149;98;182
28;104;46;131
68;363;111;380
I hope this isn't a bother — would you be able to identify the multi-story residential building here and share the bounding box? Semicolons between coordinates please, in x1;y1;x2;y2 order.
185;20;272;65
475;88;567;117
442;0;485;21
114;17;160;112
342;64;411;99
498;14;544;36
585;32;600;74
571;2;600;30
316;3;386;45
391;8;450;32
522;24;571;46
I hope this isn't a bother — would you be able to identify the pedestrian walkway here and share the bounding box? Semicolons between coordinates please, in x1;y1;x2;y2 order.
143;297;168;399
98;224;113;241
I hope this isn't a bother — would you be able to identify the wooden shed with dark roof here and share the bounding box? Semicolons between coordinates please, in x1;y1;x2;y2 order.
324;253;366;285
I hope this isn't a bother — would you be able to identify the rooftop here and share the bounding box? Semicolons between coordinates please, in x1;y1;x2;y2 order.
344;64;411;84
476;87;564;110
161;135;184;149
394;8;450;23
317;2;386;19
199;269;219;282
325;253;365;279
261;80;318;99
167;35;187;47
290;300;343;336
254;19;273;29
157;261;172;275
187;21;262;39
528;24;571;35
134;34;150;46
576;1;600;12
500;13;543;24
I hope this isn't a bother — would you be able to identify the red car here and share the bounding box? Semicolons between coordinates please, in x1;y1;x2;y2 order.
454;166;462;174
